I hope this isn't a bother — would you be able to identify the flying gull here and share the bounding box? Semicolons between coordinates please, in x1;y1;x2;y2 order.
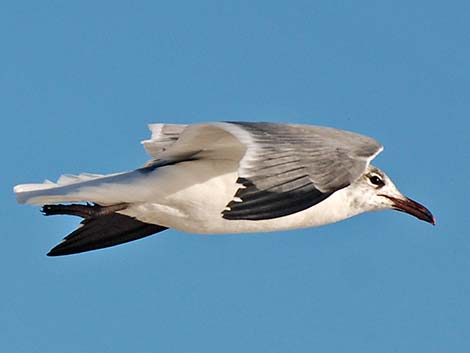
14;122;435;256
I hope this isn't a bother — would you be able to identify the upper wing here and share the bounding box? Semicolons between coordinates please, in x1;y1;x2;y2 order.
141;122;247;163
141;122;383;220
216;122;383;220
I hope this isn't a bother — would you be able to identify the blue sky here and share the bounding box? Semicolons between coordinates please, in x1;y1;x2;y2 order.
1;1;469;352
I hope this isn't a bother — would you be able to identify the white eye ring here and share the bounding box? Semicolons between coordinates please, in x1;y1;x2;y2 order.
368;174;384;187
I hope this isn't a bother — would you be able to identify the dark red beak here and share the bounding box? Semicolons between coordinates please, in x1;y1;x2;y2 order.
381;195;435;225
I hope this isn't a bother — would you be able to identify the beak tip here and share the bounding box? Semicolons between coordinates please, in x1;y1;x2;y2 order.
382;195;435;226
419;205;435;226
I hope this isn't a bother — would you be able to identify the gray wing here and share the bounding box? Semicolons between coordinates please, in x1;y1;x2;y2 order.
217;122;383;220
140;121;382;221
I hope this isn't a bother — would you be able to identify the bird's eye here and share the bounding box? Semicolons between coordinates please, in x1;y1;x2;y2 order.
369;175;384;187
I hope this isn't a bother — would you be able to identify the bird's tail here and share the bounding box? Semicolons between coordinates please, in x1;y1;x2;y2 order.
14;169;152;206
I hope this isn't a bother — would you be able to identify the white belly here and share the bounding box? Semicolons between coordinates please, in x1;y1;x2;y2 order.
118;160;361;234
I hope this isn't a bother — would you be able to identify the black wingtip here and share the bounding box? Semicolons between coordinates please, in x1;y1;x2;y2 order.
46;240;92;257
47;244;67;257
45;213;167;256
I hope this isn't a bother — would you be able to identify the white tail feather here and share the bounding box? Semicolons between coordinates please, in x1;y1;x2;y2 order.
14;171;134;205
56;173;104;185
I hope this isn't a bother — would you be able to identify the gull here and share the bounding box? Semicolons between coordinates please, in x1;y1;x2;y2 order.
14;122;435;256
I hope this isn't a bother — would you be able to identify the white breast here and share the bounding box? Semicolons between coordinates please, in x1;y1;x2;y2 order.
119;160;362;234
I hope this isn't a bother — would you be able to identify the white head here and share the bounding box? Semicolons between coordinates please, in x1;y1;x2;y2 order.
347;165;435;224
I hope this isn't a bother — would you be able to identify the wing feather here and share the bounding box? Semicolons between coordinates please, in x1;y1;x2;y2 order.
138;121;383;221
216;122;383;220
